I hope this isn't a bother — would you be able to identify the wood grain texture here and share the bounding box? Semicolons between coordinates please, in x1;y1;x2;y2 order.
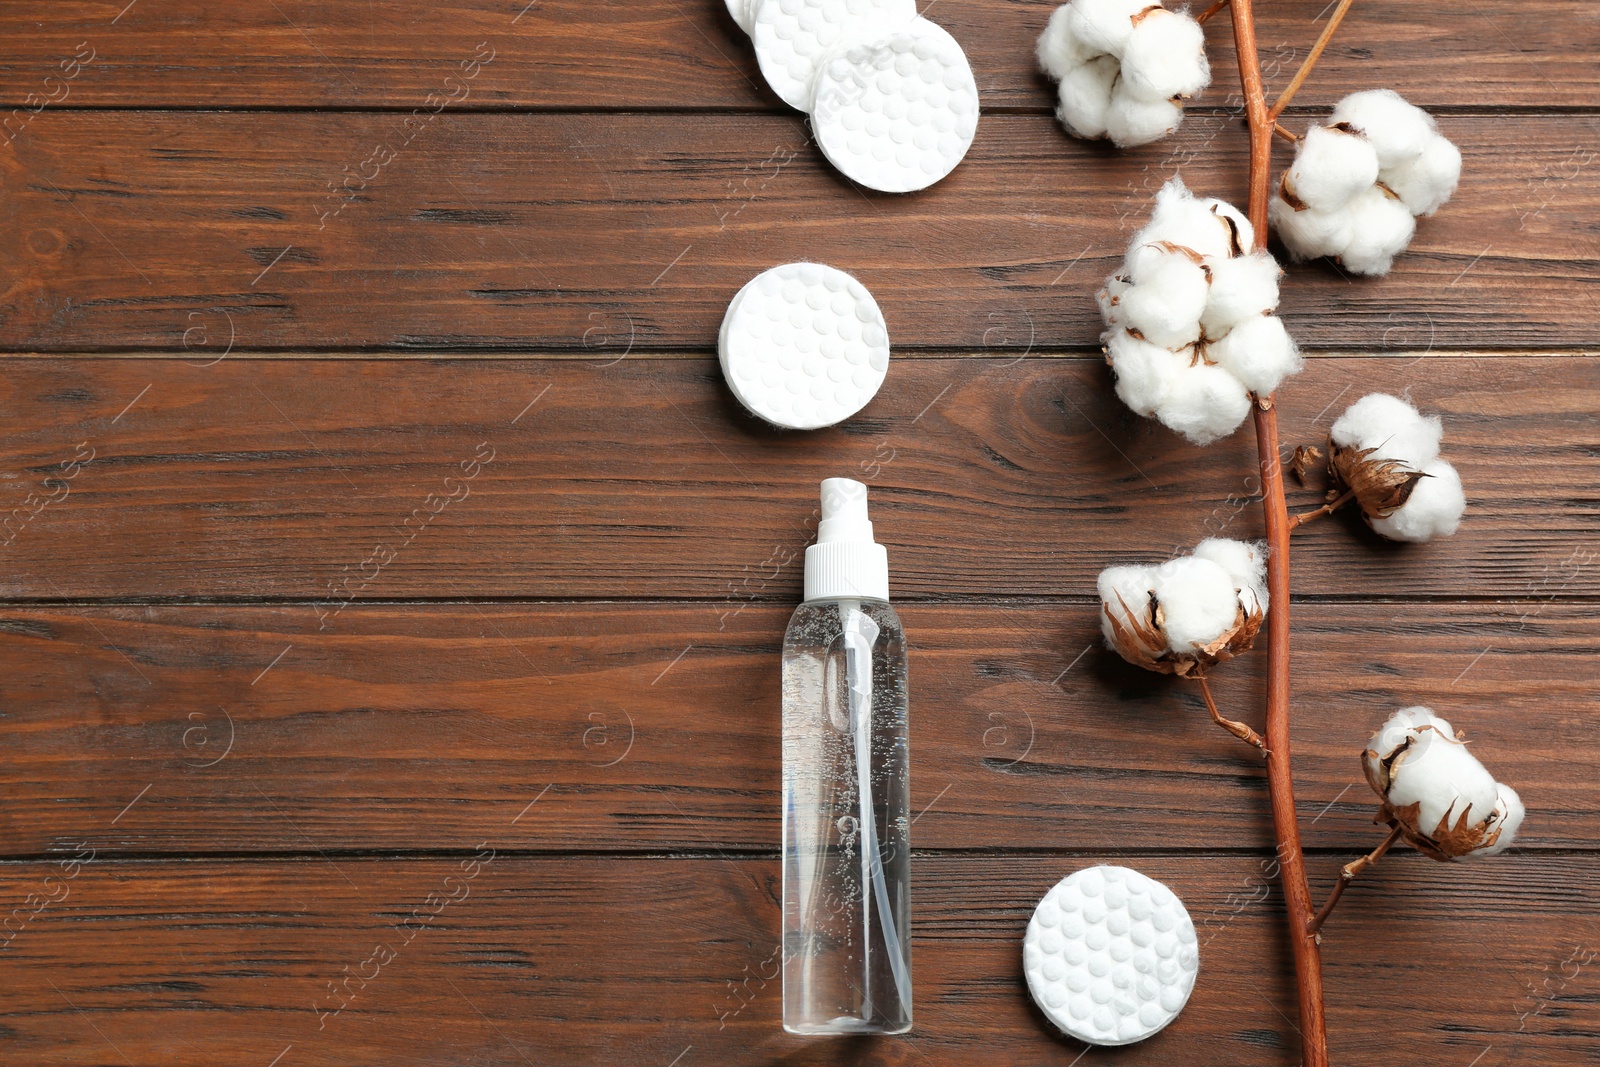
2;0;1596;1061
1;600;1594;855
0;0;1592;111
0;356;1593;600
2;114;1597;351
1;853;1594;1065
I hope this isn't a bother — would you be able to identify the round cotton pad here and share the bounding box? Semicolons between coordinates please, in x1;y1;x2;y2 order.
718;262;890;430
810;18;980;193
752;0;917;111
1023;865;1199;1046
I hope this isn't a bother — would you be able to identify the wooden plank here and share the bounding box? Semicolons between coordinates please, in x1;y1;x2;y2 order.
1;600;1592;855
1;113;1596;350
0;852;1592;1064
0;356;1593;601
0;1;1591;111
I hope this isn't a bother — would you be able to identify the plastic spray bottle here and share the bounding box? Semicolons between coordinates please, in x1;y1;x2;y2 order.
781;477;911;1034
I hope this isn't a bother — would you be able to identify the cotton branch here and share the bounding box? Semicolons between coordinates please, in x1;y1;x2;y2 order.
1195;673;1267;753
1268;0;1357;120
1307;823;1403;938
1231;0;1331;1060
1288;488;1355;529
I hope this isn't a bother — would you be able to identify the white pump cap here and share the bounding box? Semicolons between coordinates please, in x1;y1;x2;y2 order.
804;478;890;602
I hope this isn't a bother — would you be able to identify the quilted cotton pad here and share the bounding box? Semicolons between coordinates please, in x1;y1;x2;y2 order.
1023;865;1199;1046
752;0;917;111
718;262;890;430
810;18;980;194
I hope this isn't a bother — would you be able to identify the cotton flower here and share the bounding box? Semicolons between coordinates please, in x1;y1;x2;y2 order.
1100;180;1302;443
1327;392;1465;542
1036;0;1210;148
1097;538;1267;676
1362;706;1525;860
1273;90;1461;275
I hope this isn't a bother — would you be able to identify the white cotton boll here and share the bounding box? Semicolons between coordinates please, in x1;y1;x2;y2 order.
1206;314;1302;396
1269;195;1354;262
1037;3;1093;80
1056;54;1120;140
1368;457;1465;542
1097;562;1156;649
1065;0;1152;57
1153;358;1252;444
1383;132;1462;217
1200;251;1281;337
1192;537;1268;615
1105;328;1189;416
1285;125;1380;213
1330;392;1443;465
1385;720;1502;838
1338;185;1416;275
1119;8;1210;102
1476;785;1525;857
1117;250;1208;347
1150;556;1240;653
1331;89;1435;170
1104;89;1184;148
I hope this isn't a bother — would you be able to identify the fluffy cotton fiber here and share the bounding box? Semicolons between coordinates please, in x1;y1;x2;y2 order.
1100;180;1303;444
1097;538;1268;673
1329;392;1465;542
1363;706;1524;859
1273;90;1461;275
1037;0;1210;147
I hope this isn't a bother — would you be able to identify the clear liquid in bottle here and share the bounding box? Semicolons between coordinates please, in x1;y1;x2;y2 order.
781;478;911;1035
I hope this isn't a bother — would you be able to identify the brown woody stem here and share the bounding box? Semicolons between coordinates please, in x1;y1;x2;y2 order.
1195;673;1266;752
1288;488;1356;529
1232;0;1331;1060
1273;122;1300;144
1307;823;1405;937
1196;0;1230;24
1268;0;1357;121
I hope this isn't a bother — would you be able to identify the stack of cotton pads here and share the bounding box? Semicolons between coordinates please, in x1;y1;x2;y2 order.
719;262;890;430
1023;865;1199;1046
726;0;980;193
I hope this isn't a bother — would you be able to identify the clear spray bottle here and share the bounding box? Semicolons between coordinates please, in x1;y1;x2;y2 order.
781;477;911;1035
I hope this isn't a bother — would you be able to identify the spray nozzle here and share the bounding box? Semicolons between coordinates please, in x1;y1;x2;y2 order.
818;477;874;544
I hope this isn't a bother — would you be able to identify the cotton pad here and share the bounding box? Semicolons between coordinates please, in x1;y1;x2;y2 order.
752;0;917;111
718;262;890;429
810;18;979;194
1023;865;1198;1046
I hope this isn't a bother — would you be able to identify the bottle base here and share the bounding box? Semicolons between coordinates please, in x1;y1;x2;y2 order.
783;1015;912;1036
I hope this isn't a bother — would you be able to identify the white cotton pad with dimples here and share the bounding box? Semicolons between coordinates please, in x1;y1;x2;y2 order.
1023;865;1199;1046
718;262;890;430
810;18;980;193
752;0;917;111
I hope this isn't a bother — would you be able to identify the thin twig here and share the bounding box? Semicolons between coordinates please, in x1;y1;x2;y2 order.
1307;823;1404;938
1232;0;1328;1057
1195;673;1267;753
1196;0;1230;24
1288;488;1356;529
1273;122;1300;144
1268;0;1357;121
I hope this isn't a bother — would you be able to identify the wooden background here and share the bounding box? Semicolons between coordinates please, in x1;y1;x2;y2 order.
1;1;1596;1064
